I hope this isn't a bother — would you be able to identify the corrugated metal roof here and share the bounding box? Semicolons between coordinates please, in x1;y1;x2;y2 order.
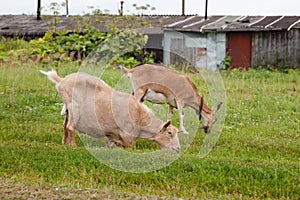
1;15;300;37
0;15;190;37
164;15;300;32
167;16;203;29
185;16;223;32
202;15;240;31
250;16;282;27
272;16;300;30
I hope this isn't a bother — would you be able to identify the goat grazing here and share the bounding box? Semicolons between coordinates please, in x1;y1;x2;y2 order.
117;63;222;134
40;70;180;151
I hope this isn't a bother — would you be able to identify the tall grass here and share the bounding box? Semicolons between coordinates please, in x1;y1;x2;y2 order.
0;62;299;199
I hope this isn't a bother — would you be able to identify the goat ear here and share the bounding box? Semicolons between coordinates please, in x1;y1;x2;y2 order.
160;121;171;132
214;102;223;113
151;121;171;141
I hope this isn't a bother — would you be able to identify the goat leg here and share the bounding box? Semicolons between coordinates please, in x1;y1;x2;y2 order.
178;105;189;134
62;112;69;145
62;110;77;146
168;105;174;121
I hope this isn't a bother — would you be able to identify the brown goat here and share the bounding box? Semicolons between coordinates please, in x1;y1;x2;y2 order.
117;63;222;134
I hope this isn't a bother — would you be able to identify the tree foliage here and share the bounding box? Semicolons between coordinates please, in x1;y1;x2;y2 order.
0;5;156;66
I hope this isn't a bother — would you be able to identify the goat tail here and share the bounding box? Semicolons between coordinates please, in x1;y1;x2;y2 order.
40;69;62;84
115;64;130;74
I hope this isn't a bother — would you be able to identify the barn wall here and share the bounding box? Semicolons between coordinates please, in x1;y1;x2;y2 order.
252;29;300;68
163;30;226;70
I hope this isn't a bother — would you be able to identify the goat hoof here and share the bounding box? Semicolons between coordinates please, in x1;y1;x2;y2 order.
106;140;116;148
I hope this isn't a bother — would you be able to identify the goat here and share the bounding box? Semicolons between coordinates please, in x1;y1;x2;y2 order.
117;63;222;134
40;70;180;151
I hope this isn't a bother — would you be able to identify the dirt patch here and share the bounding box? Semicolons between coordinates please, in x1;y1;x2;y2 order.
0;182;180;200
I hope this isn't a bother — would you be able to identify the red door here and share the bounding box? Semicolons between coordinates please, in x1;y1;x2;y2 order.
227;32;252;69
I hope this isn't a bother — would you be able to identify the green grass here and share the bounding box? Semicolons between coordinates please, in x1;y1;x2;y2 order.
0;61;299;199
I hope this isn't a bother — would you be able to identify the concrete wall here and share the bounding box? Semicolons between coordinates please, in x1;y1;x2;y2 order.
163;30;226;70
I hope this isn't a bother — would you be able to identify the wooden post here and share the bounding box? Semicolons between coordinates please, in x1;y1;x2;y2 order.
205;0;208;20
182;0;185;16
66;0;69;16
120;1;124;16
37;0;41;20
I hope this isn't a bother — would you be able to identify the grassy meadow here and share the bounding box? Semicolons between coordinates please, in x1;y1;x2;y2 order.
0;61;299;199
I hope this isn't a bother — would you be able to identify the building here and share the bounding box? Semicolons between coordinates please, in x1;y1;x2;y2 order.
163;15;300;70
1;15;300;69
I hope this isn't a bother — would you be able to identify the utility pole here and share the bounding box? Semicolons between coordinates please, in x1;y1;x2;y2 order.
205;0;208;20
37;0;41;20
66;0;69;16
119;1;124;16
182;0;185;16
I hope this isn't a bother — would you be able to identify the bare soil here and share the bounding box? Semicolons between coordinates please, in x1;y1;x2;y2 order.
0;182;179;200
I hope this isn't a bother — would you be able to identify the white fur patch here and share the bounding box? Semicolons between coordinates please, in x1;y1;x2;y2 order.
144;89;168;104
60;104;67;116
127;73;132;78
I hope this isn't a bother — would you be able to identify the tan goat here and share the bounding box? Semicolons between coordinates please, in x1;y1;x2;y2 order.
117;63;222;134
40;70;180;151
